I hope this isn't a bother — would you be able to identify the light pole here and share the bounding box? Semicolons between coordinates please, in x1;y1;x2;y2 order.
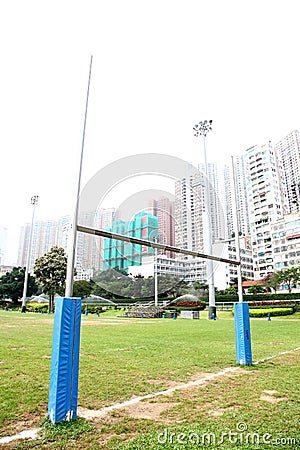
21;195;39;313
230;156;243;302
65;55;93;297
154;240;158;307
193;120;216;319
150;230;159;307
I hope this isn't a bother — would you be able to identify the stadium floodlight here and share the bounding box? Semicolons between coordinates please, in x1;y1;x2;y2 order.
21;195;39;313
193;120;216;319
193;119;213;137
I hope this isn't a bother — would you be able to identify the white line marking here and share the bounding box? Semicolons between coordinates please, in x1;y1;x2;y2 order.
78;346;300;420
1;346;299;442
0;428;39;445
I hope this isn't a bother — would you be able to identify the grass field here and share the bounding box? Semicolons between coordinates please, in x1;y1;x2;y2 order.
0;310;299;449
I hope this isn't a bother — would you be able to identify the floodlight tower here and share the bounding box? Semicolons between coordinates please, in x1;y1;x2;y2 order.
21;195;39;313
193;120;216;319
149;229;159;307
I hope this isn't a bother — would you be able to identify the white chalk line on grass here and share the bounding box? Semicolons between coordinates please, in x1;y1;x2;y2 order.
78;366;240;419
0;428;39;445
78;345;300;420
253;346;300;365
1;346;299;444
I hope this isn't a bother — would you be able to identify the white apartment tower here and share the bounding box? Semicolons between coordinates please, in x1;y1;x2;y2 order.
231;155;251;237
76;208;115;275
244;141;285;280
175;171;204;252
275;130;300;214
0;226;7;265
18;220;57;272
204;162;230;242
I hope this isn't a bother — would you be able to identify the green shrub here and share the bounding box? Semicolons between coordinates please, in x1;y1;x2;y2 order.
249;308;294;317
171;301;206;311
26;302;48;313
81;305;103;314
209;293;300;303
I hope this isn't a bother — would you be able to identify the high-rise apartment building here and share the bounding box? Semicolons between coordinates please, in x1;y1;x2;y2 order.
213;238;254;289
230;155;251;237
203;162;231;242
18;220;57;272
18;208;116;277
76;208;115;276
175;171;204;252
0;226;7;265
104;212;158;271
271;212;300;272
174;162;231;251
174;163;232;285
56;216;71;251
244;141;285;279
148;197;175;257
275;130;300;214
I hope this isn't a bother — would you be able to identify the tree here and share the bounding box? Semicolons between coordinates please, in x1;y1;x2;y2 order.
263;272;282;293
0;267;38;304
73;280;92;299
224;286;238;295
279;266;300;293
34;247;67;313
230;276;248;287
92;267;132;299
248;284;265;294
193;282;209;292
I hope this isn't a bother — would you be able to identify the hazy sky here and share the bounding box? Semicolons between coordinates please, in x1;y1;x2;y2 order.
1;0;300;264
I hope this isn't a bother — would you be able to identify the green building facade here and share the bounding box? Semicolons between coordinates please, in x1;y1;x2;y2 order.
103;212;158;271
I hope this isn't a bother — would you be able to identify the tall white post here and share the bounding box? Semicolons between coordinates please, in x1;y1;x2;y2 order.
154;246;158;307
230;156;243;302
203;134;216;315
193;120;216;319
65;56;93;297
21;195;38;312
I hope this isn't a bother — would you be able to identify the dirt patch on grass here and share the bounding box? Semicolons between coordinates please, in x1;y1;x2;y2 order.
146;379;182;388
82;320;134;326
260;390;288;404
123;401;178;420
207;405;241;417
189;372;214;381
0;415;42;439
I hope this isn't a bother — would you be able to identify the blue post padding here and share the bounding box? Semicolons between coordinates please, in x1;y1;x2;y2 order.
234;302;252;365
48;297;82;423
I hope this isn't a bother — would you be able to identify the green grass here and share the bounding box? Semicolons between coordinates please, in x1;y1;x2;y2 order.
0;310;299;449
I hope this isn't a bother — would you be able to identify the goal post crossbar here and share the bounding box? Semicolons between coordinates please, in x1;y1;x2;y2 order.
77;224;240;266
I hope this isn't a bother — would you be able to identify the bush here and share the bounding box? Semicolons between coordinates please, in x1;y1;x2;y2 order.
210;293;300;303
0;301;21;310
247;300;296;311
249;308;294;317
26;302;48;313
244;293;300;302
170;300;206;311
81;305;103;314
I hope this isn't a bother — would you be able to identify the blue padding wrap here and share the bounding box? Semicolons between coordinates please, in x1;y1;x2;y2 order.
48;297;82;423
234;302;252;365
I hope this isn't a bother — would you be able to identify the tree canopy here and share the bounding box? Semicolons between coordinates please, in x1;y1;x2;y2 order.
91;268;187;300
263;272;282;293
73;280;93;299
34;246;67;313
277;266;300;293
0;267;38;304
